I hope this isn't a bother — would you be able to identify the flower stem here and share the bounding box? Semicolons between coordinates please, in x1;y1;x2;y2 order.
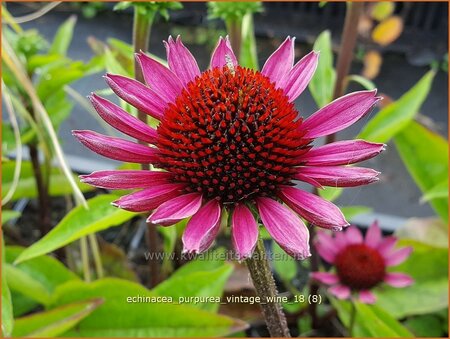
348;301;357;337
88;233;104;279
80;236;91;282
326;1;364;144
225;19;242;60
246;238;291;337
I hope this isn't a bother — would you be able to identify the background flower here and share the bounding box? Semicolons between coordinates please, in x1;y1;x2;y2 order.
312;221;414;304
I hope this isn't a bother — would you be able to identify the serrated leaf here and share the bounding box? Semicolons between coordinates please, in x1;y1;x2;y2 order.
15;195;137;263
358;70;435;143
309;30;336;108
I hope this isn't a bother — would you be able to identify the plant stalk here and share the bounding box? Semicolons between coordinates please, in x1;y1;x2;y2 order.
225;19;242;60
246;238;291;337
325;1;364;144
132;7;160;288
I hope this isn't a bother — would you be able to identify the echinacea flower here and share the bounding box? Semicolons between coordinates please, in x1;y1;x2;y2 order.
312;221;414;303
74;36;384;260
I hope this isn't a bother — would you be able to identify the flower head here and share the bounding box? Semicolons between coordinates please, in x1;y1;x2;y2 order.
312;221;414;304
74;36;384;260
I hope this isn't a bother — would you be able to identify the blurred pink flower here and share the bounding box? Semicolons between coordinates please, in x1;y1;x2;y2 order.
74;36;384;260
312;221;414;304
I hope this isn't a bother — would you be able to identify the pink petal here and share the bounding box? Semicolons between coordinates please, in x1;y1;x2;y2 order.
358;290;376;304
90;94;157;144
210;36;238;69
295;166;380;187
335;231;349;250
377;236;397;253
365;220;382;248
278;51;319;101
231;203;259;260
148;192;203;226
256;197;310;260
329;285;351;300
384;272;414;287
316;231;340;259
165;36;201;86
345;226;363;244
261;36;295;84
112;183;186;212
302;140;385;166
182;199;222;254
72;130;159;164
316;242;336;264
79;170;173;190
136;52;184;103
311;272;339;285
279;186;349;230
384;247;413;266
104;74;166;120
301;90;380;138
294;172;324;189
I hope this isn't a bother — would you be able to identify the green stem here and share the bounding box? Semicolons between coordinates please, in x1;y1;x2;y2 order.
225;19;242;60
325;1;364;144
348;301;357;337
88;234;104;279
80;236;91;282
246;238;291;337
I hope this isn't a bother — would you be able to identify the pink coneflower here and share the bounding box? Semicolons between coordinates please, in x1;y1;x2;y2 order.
312;222;413;303
74;36;384;260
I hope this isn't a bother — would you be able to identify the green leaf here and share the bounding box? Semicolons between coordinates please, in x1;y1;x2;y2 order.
2;210;21;225
394;121;448;221
1;161;93;202
104;47;130;76
2;236;14;337
207;2;263;21
239;12;258;69
346;74;376;90
12;299;102;338
49;16;76;56
318;187;342;202
6;246;80;292
272;242;297;281
14;195;137;264
4;264;51;305
375;279;448;318
153;263;233;312
354;302;413;337
309;30;336;108
375;239;448;318
358;71;435;143
331;298;413;337
339;206;372;221
2;265;14;337
49;278;247;337
404;314;445;337
421;179;448;203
